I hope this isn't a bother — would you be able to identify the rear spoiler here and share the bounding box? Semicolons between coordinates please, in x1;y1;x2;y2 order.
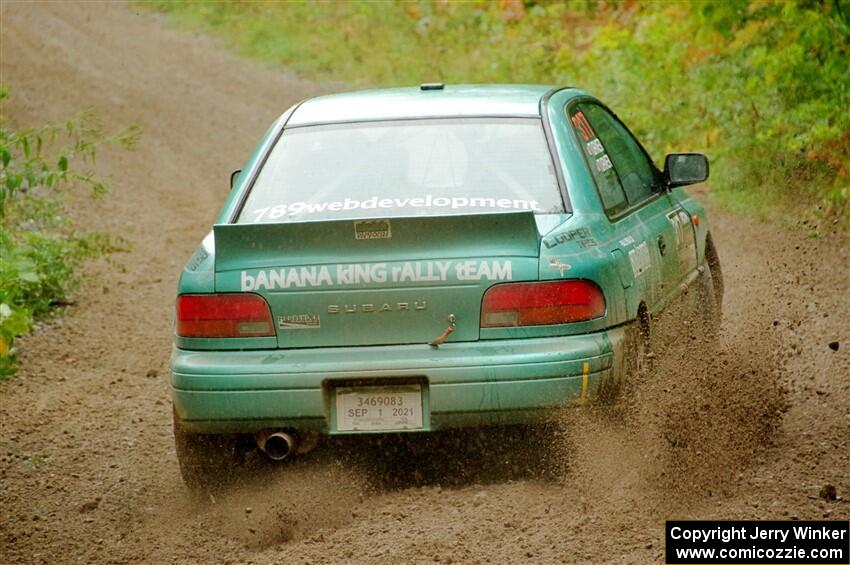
214;211;540;272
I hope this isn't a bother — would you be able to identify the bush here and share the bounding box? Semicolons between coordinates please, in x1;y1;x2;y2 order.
0;87;140;376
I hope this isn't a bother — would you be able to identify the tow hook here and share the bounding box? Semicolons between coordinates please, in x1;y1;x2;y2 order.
429;314;456;347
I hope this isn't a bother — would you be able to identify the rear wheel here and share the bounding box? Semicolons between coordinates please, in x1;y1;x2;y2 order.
173;409;240;492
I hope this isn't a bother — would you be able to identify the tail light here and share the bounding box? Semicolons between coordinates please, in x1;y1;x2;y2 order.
176;293;275;338
481;280;605;327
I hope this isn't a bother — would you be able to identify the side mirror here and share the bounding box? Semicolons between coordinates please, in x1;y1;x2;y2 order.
663;153;708;188
230;169;243;190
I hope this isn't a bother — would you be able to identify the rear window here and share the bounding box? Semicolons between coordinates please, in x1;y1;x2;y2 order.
237;118;564;224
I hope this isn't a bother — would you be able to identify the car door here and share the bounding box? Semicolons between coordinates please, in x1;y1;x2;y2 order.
573;102;684;312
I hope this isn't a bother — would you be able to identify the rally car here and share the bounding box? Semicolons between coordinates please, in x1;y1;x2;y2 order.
171;84;722;489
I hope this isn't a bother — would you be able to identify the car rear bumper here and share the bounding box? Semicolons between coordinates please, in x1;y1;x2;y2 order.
171;327;625;434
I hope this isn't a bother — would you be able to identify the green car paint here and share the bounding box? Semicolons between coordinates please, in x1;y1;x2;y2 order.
172;329;621;434
172;84;714;436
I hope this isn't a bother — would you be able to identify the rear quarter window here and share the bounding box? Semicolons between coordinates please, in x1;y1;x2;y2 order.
568;106;628;216
580;103;658;206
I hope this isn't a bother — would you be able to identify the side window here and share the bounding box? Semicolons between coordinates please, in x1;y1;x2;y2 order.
581;103;658;206
568;107;628;216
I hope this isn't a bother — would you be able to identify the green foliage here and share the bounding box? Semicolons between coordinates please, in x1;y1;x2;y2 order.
144;0;850;225
0;89;139;377
0;105;140;213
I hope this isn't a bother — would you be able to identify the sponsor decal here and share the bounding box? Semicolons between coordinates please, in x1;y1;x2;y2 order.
543;227;595;249
241;260;512;291
547;258;572;275
249;195;541;222
278;314;320;330
619;235;636;248
628;241;651;278
354;219;391;240
186;247;209;272
586;139;605;156
595;154;614;173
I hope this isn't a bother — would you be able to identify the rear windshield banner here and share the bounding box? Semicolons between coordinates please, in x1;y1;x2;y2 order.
246;195;542;223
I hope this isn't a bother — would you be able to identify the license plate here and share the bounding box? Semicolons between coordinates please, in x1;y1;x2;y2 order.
335;384;423;432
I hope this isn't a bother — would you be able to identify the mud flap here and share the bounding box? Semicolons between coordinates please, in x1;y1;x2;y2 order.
598;325;627;401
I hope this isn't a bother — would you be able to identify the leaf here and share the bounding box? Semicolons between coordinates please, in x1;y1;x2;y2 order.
18;271;40;283
0;308;32;337
58;155;68;172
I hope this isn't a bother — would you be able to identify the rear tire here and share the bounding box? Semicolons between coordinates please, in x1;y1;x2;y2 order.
173;409;240;492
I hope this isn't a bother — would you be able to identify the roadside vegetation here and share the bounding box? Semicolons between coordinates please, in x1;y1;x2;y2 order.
145;0;849;227
0;87;140;376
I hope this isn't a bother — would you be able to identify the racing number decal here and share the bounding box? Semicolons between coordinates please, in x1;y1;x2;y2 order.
570;111;596;142
667;209;698;274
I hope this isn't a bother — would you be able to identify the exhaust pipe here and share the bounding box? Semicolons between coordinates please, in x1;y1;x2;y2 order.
256;430;296;461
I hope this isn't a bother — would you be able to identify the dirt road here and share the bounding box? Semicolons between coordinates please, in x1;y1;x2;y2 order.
1;2;848;564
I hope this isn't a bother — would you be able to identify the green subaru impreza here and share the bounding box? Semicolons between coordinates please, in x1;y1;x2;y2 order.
171;84;722;488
